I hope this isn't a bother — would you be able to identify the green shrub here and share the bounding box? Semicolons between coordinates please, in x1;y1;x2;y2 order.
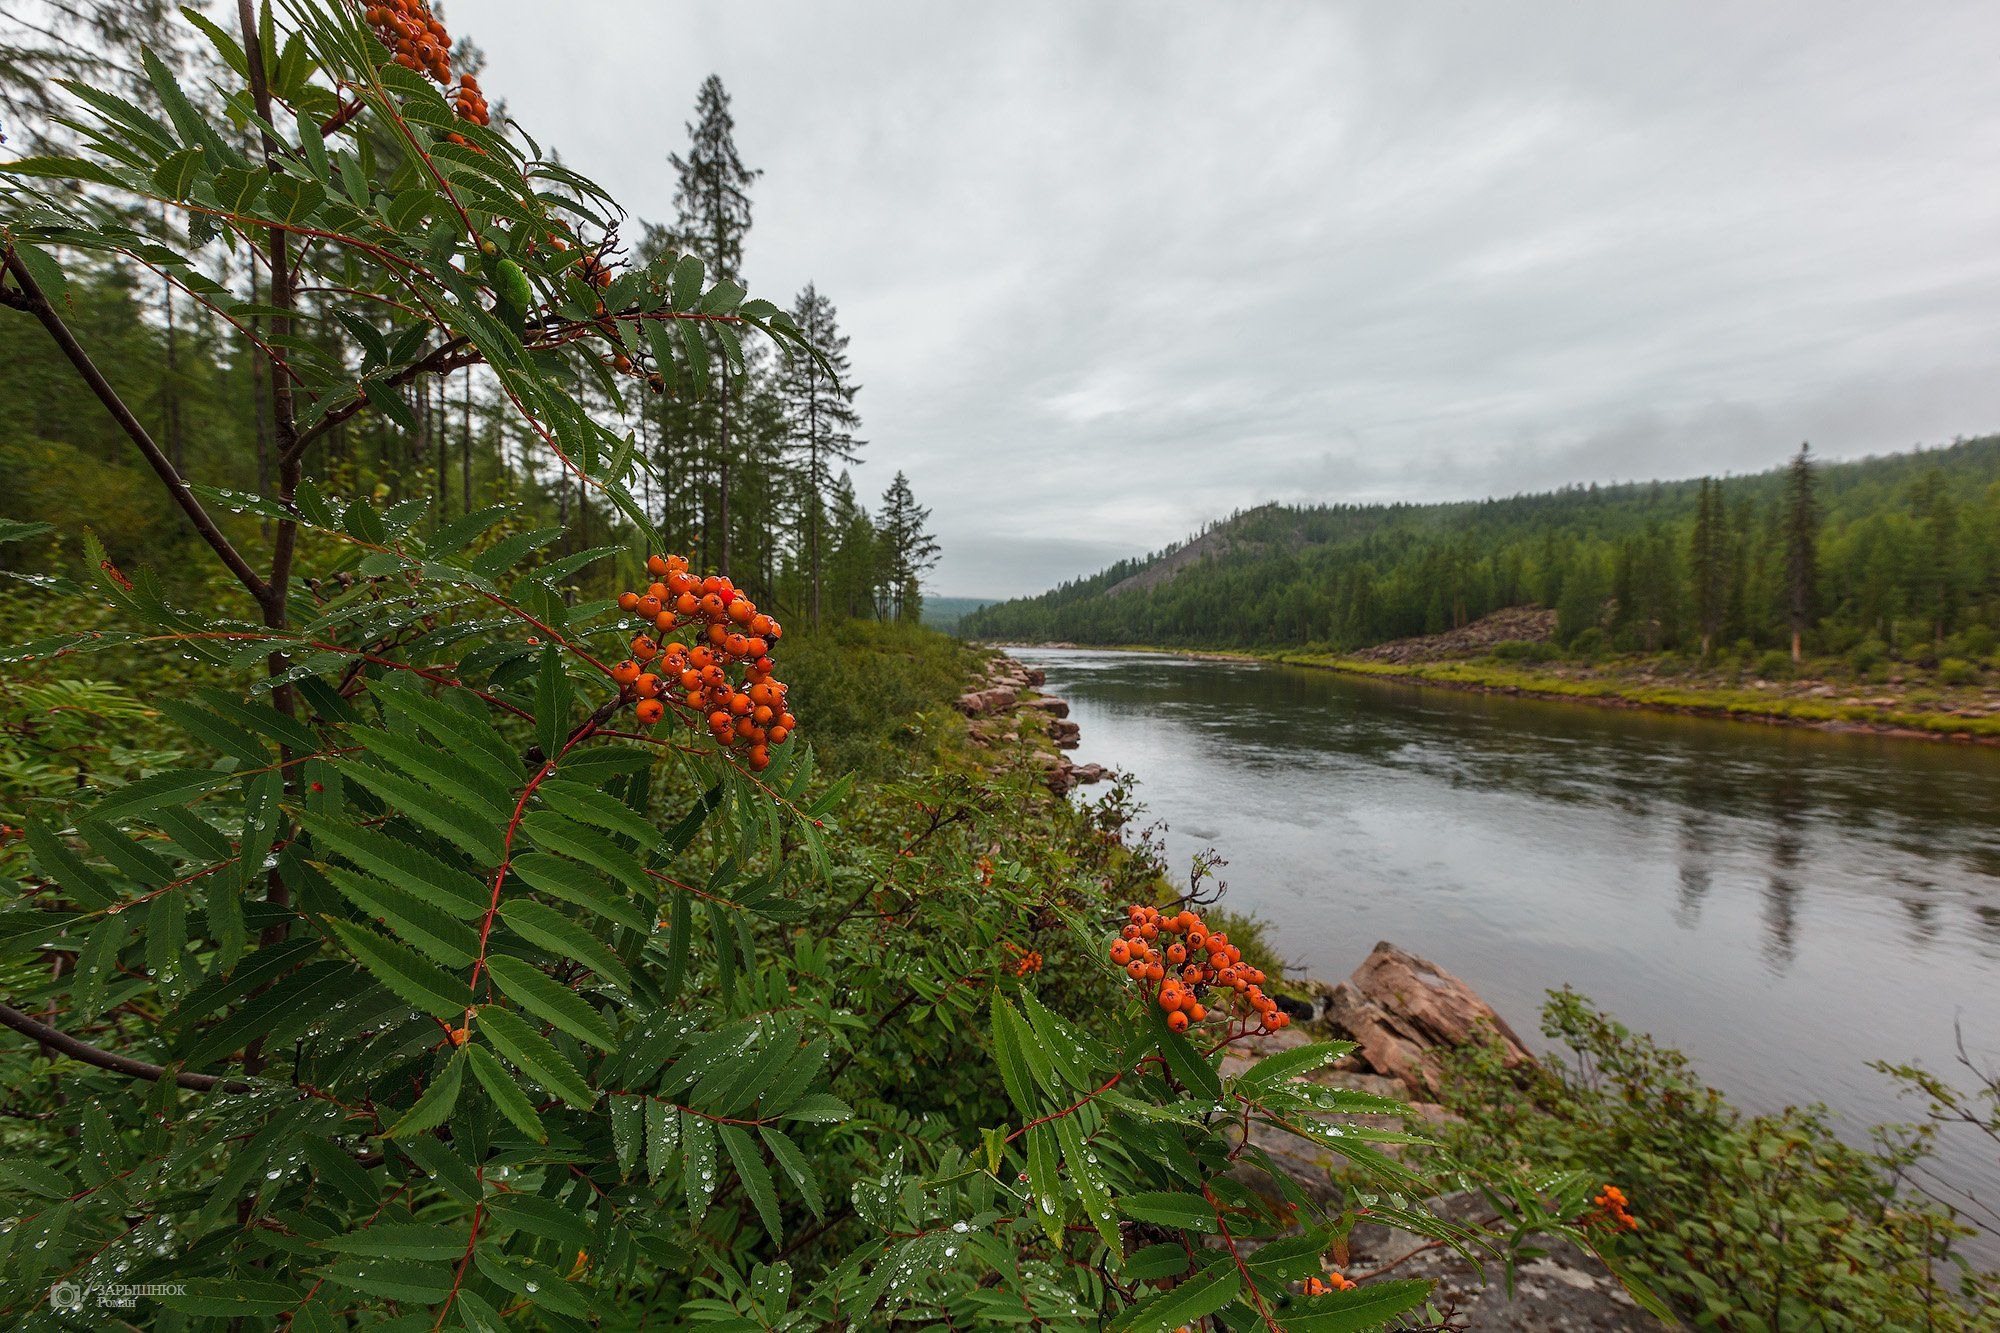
1755;649;1793;680
1959;623;1998;658
1439;990;1998;1330
1939;656;1981;686
1848;637;1890;675
1568;626;1608;658
1490;639;1560;663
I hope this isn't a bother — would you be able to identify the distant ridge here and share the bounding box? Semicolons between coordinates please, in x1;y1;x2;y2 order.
962;436;2000;655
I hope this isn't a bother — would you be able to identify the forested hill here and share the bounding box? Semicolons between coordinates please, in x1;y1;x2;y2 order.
963;437;2000;657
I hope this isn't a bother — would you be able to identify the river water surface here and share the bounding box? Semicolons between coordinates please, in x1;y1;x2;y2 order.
1011;646;2000;1237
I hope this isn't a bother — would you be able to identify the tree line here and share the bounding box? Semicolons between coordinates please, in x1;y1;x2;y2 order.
0;11;938;625
964;437;2000;666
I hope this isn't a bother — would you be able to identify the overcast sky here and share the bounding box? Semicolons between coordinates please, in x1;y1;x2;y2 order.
470;1;2000;598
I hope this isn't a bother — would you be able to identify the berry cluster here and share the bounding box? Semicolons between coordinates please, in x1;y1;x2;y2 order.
611;555;792;772
1589;1184;1638;1231
363;0;489;148
1002;942;1043;978
1108;904;1289;1035
451;74;489;127
364;1;452;81
1302;1272;1356;1296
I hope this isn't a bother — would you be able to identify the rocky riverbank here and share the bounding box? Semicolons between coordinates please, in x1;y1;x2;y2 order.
954;654;1112;793
959;656;1661;1324
1224;940;1665;1330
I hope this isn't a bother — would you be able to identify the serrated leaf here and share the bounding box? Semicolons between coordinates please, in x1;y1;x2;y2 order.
990;994;1038;1117
315;1223;468;1261
476;1005;594;1109
759;1126;824;1219
1108;1255;1240;1332
1283;1279;1436;1332
301;814;489;919
484;953;616;1050
1236;1040;1357;1092
778;1093;852;1124
313;1256;453;1305
1116;1191;1217;1233
384;1048;466;1139
341;762;506;865
509;853;648;933
535;778;655;847
467;1042;547;1142
329;919;464;1019
354;727;513;814
1147;1004;1223;1101
498;897;631;990
721;1124;783;1244
325;866;479;967
1053;1112;1120;1251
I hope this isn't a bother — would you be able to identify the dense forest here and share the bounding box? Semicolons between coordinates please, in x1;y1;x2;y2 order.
0;8;938;625
965;437;2000;665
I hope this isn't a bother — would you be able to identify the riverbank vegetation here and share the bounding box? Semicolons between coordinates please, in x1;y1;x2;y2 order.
1438;991;2000;1330
0;5;1657;1327
962;438;2000;686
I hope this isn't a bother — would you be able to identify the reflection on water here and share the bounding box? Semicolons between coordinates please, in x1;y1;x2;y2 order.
1014;647;2000;1236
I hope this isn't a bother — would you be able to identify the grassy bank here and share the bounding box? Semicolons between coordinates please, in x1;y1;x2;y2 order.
1281;652;2000;740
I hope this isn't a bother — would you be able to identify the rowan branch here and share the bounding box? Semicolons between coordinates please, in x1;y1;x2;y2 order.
0;249;273;605
0;1004;253;1094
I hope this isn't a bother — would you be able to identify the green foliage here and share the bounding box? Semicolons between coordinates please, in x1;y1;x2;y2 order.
1438;990;2000;1331
0;6;1614;1327
780;618;972;777
964;443;2000;662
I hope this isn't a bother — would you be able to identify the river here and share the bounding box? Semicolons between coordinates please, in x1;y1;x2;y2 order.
1010;646;2000;1242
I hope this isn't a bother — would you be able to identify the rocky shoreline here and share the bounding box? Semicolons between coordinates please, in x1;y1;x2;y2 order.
971;653;1663;1327
954;654;1112;793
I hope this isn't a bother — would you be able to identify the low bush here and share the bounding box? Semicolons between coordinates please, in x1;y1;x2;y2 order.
1939;656;1982;686
1438;989;1999;1331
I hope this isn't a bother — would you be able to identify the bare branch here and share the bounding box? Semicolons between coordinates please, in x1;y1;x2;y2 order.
1;250;273;605
0;1003;252;1094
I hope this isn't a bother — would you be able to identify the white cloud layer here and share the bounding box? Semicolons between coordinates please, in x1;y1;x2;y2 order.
470;1;2000;596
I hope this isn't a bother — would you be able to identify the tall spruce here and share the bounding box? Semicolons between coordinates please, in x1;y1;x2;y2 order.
877;470;939;623
669;74;760;577
780;283;864;625
1689;477;1725;656
1782;442;1819;662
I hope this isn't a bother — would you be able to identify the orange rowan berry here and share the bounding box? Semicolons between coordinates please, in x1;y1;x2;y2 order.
647;554;669;576
631;635;657;661
635;673;661;698
1109;941;1131;965
610;659;640;686
1126;961;1146;980
448;1026;469;1046
635;699;665;725
618;591;640;612
1166;1011;1189;1033
637;594;662;618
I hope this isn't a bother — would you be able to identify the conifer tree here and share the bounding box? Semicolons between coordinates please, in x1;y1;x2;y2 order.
780;283;863;625
1783;443;1819;662
1690;477;1725;656
670;74;760;577
877;470;939;622
1908;466;1962;648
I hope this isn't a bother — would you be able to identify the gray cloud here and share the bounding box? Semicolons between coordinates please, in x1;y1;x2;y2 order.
471;1;2000;596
